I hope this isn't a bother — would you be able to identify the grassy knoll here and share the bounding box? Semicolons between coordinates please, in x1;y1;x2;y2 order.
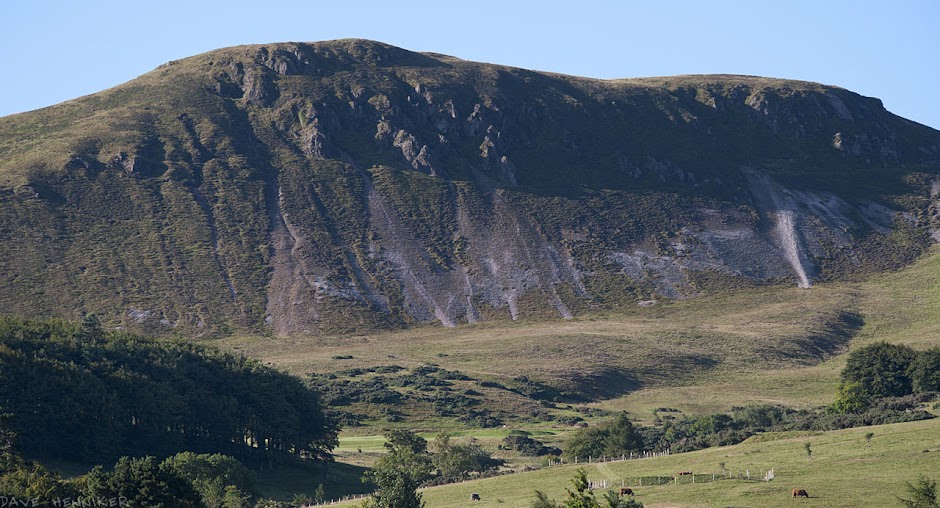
331;418;940;508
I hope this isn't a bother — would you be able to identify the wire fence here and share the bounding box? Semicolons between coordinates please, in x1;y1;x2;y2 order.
588;468;776;491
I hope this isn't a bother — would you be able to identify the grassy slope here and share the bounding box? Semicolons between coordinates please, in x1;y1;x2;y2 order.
210;281;860;436
216;282;860;392
212;250;940;432
595;246;940;420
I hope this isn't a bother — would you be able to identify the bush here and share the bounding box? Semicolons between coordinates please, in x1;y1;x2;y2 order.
841;342;916;398
502;435;561;457
556;415;585;426
564;413;642;459
82;456;203;508
630;401;933;456
911;347;940;394
432;433;502;482
457;411;503;428
829;381;871;414
162;452;255;507
898;475;938;508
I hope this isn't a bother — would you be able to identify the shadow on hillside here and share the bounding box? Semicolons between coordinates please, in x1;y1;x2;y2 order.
564;367;643;401
256;459;373;502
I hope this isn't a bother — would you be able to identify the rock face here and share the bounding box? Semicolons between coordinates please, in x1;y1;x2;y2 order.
0;39;939;335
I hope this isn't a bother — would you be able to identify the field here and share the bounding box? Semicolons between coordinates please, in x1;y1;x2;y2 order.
370;418;940;508
213;248;940;427
593;245;940;419
213;282;863;432
209;248;940;504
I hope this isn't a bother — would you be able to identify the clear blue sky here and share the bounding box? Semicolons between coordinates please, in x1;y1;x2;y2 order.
2;1;938;129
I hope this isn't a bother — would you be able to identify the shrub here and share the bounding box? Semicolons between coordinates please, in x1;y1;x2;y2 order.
564;413;642;459
82;456;202;508
161;452;255;507
829;381;871;414
841;342;916;398
911;347;940;394
898;475;938;508
556;415;585;426
502;435;561;457
432;433;502;482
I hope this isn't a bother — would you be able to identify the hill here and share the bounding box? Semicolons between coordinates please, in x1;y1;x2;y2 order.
1;39;939;335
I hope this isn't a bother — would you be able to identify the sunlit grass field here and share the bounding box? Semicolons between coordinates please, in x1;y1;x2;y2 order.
401;418;940;508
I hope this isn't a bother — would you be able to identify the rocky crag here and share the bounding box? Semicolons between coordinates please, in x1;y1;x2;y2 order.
1;39;938;335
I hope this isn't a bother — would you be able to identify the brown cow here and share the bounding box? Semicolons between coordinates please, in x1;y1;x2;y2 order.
791;488;809;498
619;488;634;496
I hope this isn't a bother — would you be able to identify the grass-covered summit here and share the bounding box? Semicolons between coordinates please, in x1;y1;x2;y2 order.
1;39;938;335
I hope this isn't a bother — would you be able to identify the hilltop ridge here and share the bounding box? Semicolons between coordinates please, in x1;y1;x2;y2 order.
0;39;938;335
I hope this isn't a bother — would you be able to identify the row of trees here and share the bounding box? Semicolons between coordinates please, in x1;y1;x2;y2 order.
0;316;338;465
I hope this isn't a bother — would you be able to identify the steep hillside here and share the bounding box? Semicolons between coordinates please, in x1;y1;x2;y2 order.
1;39;939;335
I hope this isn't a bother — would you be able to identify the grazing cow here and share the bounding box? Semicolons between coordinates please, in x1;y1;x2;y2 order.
470;493;481;502
619;488;634;496
676;471;693;476
791;488;809;498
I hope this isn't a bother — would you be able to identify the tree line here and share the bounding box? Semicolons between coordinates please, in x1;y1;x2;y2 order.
0;316;339;466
